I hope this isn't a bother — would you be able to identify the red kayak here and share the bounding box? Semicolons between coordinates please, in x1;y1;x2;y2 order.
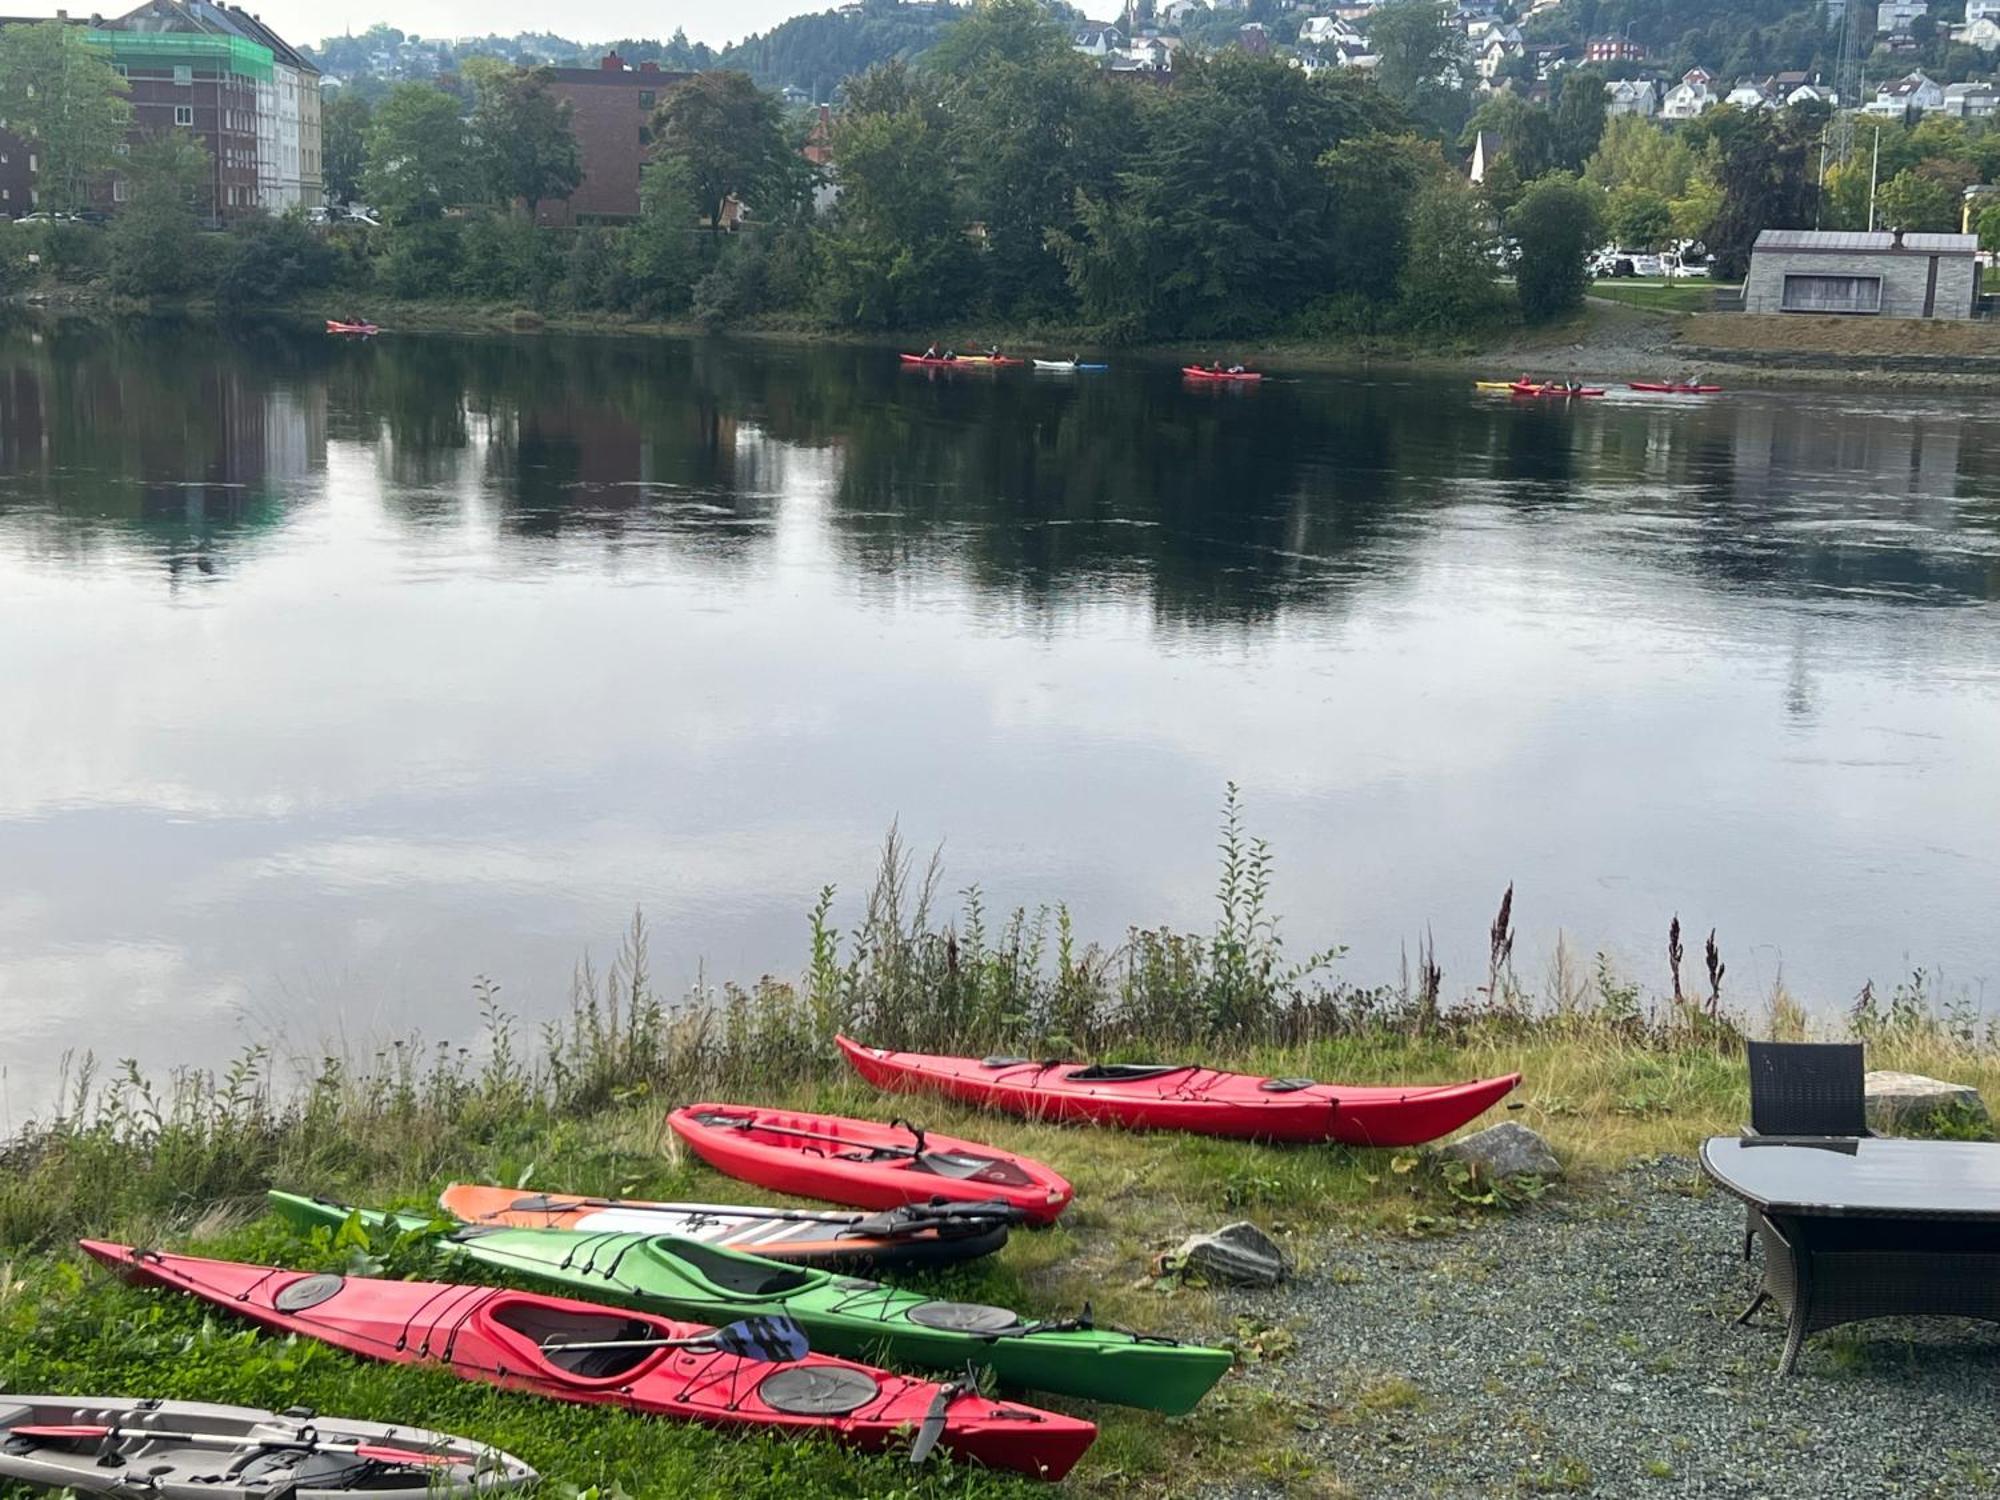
668;1104;1074;1225
1181;366;1262;382
81;1241;1094;1481
1627;381;1722;394
836;1036;1521;1147
1510;382;1603;398
326;320;379;336
899;354;1020;367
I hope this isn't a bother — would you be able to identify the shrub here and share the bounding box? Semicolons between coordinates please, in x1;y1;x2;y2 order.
214;215;337;305
1508;172;1604;324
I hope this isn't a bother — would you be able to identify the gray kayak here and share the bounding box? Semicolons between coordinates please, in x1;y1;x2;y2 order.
0;1396;535;1500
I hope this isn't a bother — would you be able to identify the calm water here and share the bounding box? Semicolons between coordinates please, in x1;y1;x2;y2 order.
3;322;1998;1120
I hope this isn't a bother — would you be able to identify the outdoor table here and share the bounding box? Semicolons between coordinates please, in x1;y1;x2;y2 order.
1701;1135;2000;1376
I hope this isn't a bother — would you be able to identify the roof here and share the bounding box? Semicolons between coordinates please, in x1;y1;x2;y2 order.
1753;229;1977;254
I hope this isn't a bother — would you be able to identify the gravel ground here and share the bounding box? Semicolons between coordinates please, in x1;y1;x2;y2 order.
1213;1158;2000;1499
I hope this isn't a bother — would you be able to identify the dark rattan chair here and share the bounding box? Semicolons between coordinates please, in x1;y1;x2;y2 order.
1740;1041;1870;1260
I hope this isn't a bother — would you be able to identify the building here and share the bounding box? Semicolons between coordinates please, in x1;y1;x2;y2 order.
1743;228;1977;318
1072;23;1122;56
1877;0;1928;32
1725;77;1780;108
536;52;690;226
1660;67;1716;117
1865;70;1945;116
1584;33;1643;62
1954;15;2000;46
1468;129;1502;183
1943;79;2000;116
1605;77;1657;116
214;5;323;211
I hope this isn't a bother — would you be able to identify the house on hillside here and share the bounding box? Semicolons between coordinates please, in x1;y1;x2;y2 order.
1073;24;1123;56
1726;77;1781;108
1661;67;1717;117
1787;80;1838;105
1605;77;1658;115
1955;14;2000;46
1238;21;1271;52
1943;79;2000;116
1877;0;1928;32
1866;70;1945;116
1157;0;1204;20
1474;29;1525;80
1584;34;1644;62
1301;13;1362;44
1744;228;1977;318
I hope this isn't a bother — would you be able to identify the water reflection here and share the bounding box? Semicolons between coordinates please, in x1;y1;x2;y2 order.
0;319;1997;1122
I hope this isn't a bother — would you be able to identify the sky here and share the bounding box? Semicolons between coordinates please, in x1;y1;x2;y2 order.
16;0;1119;51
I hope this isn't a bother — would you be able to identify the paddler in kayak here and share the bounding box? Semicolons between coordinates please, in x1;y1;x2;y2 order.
922;341;939;360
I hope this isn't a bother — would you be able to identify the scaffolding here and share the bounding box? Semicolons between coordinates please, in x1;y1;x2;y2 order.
86;29;275;83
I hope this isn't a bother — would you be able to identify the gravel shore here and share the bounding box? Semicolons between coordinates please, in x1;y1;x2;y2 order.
1218;1158;2000;1498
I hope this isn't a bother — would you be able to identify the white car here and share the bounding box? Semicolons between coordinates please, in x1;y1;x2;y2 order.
1631;253;1665;277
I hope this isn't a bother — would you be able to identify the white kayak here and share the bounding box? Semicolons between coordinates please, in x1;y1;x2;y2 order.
1032;359;1109;371
0;1396;535;1500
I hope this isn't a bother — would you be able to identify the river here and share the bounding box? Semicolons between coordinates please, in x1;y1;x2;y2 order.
2;322;1996;1121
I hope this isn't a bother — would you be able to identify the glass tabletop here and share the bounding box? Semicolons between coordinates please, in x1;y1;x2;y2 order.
1701;1136;2000;1219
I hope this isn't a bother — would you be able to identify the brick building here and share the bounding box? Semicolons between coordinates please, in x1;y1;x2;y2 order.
536;52;690;226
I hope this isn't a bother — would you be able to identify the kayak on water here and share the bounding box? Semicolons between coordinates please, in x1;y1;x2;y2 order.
439;1183;1020;1268
0;1395;536;1500
1473;380;1518;390
265;1193;1233;1415
666;1105;1073;1226
835;1036;1522;1147
899;354;1022;367
1627;381;1722;394
1031;359;1109;371
1510;382;1605;398
325;321;379;336
81;1242;1095;1481
1181;366;1262;382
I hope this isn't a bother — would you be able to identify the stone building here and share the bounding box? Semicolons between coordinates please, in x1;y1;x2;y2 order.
1743;229;1979;319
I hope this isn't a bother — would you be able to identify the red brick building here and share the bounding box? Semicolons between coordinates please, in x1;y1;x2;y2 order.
1584;34;1646;62
536;52;690;226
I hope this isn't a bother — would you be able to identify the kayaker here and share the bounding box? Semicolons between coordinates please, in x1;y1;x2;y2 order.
986;344;1000;359
1227;363;1245;375
923;342;939;360
942;348;957;361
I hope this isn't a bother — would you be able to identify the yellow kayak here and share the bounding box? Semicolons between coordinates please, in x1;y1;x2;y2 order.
1473;380;1517;391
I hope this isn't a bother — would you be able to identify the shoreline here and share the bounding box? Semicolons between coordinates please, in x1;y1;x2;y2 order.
22;290;2000;390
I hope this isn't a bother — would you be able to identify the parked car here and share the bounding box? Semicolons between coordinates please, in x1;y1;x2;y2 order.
306;205;333;224
340;207;381;227
1631;253;1665;277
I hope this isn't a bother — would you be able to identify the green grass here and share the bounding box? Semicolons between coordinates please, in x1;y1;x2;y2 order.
1587;279;1731;314
5;791;1998;1494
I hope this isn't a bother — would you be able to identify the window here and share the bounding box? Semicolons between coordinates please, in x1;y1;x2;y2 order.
26;153;35;172
112;63;127;77
174;64;192;85
175;105;194;127
1779;272;1882;314
112;177;129;203
114;143;128;156
639;90;654;107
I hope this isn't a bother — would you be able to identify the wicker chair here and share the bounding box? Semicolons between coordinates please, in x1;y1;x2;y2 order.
1740;1041;1870;1259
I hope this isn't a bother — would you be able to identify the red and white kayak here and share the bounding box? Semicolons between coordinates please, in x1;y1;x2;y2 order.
667;1104;1074;1225
899;353;1020;367
81;1241;1096;1481
835;1036;1521;1147
1510;382;1604;398
1181;366;1262;382
325;320;379;336
1627;381;1722;394
438;1182;1018;1268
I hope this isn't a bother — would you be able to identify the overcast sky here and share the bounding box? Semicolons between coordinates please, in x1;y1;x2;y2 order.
20;0;1119;51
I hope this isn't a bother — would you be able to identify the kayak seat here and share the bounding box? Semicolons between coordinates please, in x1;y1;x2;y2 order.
1067;1063;1188;1083
664;1240;815;1297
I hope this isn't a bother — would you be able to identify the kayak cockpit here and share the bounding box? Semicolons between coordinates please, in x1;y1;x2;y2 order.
484;1299;661;1379
647;1239;816;1297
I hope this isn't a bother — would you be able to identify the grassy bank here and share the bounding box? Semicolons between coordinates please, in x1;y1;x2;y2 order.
3;799;1992;1495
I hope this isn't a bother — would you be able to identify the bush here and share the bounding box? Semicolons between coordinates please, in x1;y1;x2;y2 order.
214;214;337;305
455;213;560;305
1508;173;1604;324
1399;180;1503;334
380;218;462;300
690;235;767;328
561;226;630;313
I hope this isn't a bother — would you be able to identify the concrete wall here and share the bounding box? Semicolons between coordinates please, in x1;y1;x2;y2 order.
1745;248;1979;318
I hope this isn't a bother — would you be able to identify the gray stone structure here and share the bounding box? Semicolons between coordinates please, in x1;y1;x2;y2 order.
1744;228;1979;318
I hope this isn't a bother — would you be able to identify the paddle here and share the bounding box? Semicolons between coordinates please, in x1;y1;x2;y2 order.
689;1112;935;1160
689;1114;1030;1183
908;1368;978;1466
540;1314;810;1363
11;1427;459;1467
503;1193;1017;1231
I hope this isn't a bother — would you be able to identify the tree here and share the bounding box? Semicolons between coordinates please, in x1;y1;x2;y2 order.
1685;104;1819;278
322;91;371;206
651;71;800;231
1874;168;1957;232
1607;185;1674;248
1321;131;1446;302
1464;92;1554;182
626;155;705;316
1509;172;1603;322
1550;66;1607;172
465;61;582;221
1979;202;2000;256
1399;177;1500;330
363;83;471;223
0;21;131;212
1367;0;1471;139
1585;115;1699;199
108;131;209;296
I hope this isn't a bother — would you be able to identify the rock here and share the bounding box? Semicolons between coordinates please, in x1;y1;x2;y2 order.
1865;1070;1988;1134
1169;1220;1289;1288
1439;1121;1563;1180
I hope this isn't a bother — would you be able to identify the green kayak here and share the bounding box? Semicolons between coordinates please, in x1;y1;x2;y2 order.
267;1192;1231;1415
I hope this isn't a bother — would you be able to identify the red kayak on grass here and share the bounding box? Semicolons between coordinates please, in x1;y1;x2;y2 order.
1627;381;1722;394
1510;382;1604;398
80;1241;1095;1482
668;1103;1074;1225
1181;366;1262;382
835;1036;1521;1147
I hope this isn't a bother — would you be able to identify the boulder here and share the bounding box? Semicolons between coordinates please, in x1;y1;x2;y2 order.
1865;1070;1988;1134
1438;1121;1562;1180
1168;1221;1289;1288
